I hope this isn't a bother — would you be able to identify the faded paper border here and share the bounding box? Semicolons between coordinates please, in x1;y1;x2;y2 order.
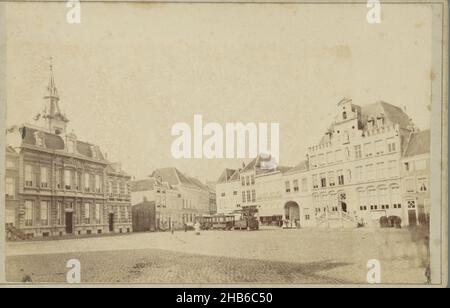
0;0;447;288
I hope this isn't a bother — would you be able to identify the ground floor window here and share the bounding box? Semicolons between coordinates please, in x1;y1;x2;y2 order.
24;201;33;226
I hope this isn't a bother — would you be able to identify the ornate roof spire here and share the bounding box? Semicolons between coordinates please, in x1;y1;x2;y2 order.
42;58;68;134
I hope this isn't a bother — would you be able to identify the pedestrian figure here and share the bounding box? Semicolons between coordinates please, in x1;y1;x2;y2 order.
184;223;187;232
171;221;174;235
194;221;201;235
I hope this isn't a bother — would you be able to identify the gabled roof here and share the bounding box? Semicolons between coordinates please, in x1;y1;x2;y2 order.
360;101;411;130
319;100;412;145
403;130;430;157
131;178;156;192
217;168;237;183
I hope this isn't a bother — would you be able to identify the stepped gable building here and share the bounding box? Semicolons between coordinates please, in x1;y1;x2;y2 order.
5;64;132;239
130;167;210;230
216;98;431;228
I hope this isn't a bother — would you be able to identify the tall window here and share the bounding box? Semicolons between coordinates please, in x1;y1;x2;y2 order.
366;164;375;180
241;176;245;186
355;166;364;182
56;169;62;189
293;180;299;192
124;206;129;221
328;171;335;186
64;170;72;190
417;177;428;192
354;145;362;159
320;173;326;188
310;155;317;167
25;165;33;187
250;175;255;185
40;167;49;188
391;186;401;208
368;188;377;210
95;174;101;193
378;187;389;209
285;181;291;193
312;174;318;189
357;189;367;211
84;173;90;191
251;189;256;202
95;203;101;224
5;177;14;197
375;140;385;154
246;190;251;202
364;142;374;157
326;152;334;164
388;160;398;177
376;162;385;179
25;201;33;226
84;203;91;224
335;150;344;162
242;191;246;203
318;154;325;166
337;170;344;185
387;138;396;152
40;201;49;226
301;178;308;192
57;201;64;225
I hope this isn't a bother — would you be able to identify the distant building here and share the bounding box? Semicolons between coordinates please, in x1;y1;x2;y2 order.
5;64;132;238
216;99;431;228
401;130;431;226
131;167;210;229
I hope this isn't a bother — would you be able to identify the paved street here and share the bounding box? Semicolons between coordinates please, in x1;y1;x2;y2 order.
6;228;429;284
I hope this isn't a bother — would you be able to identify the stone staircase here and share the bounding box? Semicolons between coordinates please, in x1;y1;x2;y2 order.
315;209;356;228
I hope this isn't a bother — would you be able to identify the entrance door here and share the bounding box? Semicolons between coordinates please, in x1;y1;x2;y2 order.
341;202;347;213
408;210;417;226
65;212;73;234
109;213;114;232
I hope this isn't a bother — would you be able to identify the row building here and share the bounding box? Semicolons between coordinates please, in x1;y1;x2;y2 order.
215;99;431;228
130;167;212;230
5;65;132;239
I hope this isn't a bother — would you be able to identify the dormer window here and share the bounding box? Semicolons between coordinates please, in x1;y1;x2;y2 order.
91;146;98;159
34;132;45;147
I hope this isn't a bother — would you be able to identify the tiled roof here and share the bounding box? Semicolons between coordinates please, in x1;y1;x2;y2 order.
319;101;412;145
283;160;309;175
131;178;156;192
20;125;106;161
217;168;237;183
403;130;430;157
150;167;208;191
360;101;411;130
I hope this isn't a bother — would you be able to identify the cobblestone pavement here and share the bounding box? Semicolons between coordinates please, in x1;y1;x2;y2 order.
6;228;429;284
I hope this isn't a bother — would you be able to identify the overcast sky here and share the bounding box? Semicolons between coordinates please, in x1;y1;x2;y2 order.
4;2;434;182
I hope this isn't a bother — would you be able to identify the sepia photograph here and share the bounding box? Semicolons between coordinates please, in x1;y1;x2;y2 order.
0;0;447;289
